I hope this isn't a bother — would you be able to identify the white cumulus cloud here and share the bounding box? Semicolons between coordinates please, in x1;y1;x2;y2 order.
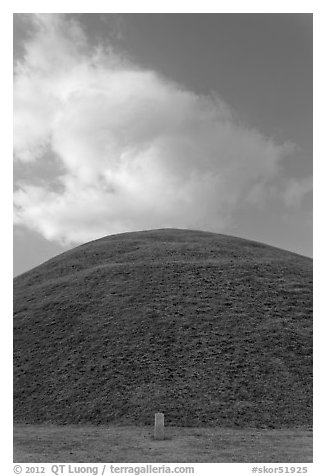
14;14;299;245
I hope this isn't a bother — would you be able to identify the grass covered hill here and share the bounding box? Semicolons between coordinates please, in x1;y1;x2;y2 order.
13;229;313;428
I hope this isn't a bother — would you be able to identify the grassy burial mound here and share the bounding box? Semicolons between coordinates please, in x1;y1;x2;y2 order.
13;229;313;428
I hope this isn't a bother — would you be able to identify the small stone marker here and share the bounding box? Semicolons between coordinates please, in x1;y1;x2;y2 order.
154;412;165;440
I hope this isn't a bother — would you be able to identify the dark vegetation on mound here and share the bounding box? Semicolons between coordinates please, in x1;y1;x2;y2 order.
14;229;312;428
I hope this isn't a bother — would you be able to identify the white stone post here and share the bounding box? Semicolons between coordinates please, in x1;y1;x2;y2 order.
154;412;165;440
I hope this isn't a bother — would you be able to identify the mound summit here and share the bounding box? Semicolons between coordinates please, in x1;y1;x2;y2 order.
14;229;312;428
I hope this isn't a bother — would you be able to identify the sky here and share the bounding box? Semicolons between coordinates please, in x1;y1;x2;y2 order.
13;13;313;276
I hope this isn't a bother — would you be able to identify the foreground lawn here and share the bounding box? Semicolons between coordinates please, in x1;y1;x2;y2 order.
14;424;312;463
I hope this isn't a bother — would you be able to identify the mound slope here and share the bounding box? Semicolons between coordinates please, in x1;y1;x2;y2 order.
14;229;312;428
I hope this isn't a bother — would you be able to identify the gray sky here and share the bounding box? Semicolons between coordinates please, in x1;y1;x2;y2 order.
13;13;313;276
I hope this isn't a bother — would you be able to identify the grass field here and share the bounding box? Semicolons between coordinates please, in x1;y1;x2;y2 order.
13;424;312;463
